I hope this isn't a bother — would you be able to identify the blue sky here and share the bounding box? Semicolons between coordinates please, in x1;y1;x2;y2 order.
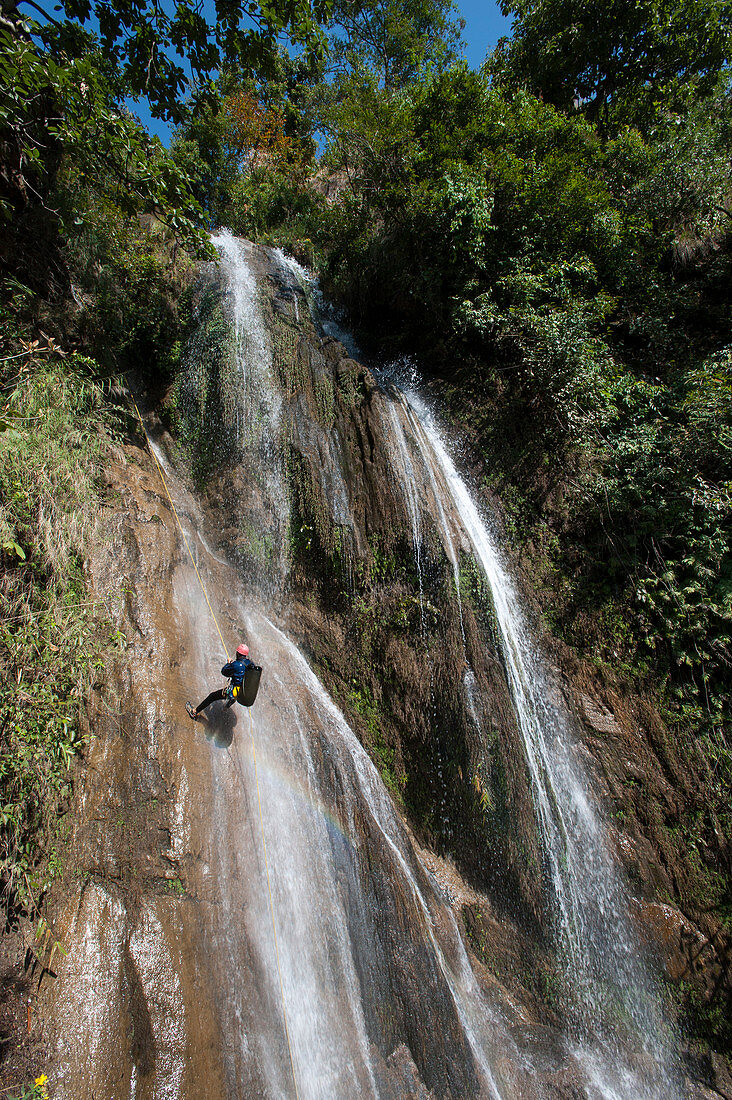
130;0;512;144
456;0;511;70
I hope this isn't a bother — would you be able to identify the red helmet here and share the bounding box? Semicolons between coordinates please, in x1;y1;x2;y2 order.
236;644;249;657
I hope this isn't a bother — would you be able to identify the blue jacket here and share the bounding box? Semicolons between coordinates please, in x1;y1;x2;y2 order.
221;656;253;687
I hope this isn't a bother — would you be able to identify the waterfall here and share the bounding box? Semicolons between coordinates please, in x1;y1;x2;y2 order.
211;231;290;593
384;386;469;646
251;613;512;1100
380;397;427;631
47;234;697;1100
197;239;545;1100
385;389;682;1098
272;248;363;359
198;240;680;1097
198;594;523;1099
212;231;282;451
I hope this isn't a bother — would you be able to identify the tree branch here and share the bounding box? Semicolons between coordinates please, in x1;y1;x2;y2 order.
16;0;62;27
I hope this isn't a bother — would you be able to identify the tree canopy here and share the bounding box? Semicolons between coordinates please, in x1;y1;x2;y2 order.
5;0;331;122
327;0;463;89
491;0;732;129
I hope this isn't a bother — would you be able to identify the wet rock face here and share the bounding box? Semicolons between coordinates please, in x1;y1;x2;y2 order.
35;446;236;1099
555;652;732;1054
262;247;732;1064
180;246;549;932
35;429;563;1099
174;244;732;1045
434;368;732;1059
37;239;728;1096
637;903;716;987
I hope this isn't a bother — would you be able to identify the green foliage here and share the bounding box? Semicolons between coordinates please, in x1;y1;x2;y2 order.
319;72;632;365
47;154;199;382
670;975;732;1054
172;63;327;247
0;343;120;917
327;0;464;90
459;553;498;632
0;26;208;252
172;0;465;237
309;60;732;753
544;349;731;737
225;166;326;246
39;0;331;125
88;228;188;375
347;682;403;793
491;0;732;132
7;1074;50;1100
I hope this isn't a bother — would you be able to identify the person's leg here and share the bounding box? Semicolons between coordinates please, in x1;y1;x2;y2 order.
195;688;227;715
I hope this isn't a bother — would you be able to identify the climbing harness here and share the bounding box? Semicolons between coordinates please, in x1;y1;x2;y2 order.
130;398;300;1100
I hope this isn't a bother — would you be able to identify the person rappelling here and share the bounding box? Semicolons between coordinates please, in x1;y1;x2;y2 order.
186;643;261;721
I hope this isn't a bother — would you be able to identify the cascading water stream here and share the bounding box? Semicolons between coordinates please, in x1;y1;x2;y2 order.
384;386;471;649
272;248;362;359
380;398;427;631
253;614;511;1100
211;238;682;1098
388;389;682;1098
47;235;698;1100
211;231;290;593
274;249;683;1097
200;237;546;1100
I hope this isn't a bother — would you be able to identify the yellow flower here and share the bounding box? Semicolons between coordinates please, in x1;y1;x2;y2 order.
34;1077;48;1088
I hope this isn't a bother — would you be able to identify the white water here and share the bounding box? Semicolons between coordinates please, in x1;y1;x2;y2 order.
259;615;511;1100
381;397;427;629
225;620;381;1098
387;389;681;1098
204;240;682;1098
272;248;362;359
212;231;290;588
203;239;539;1099
212;232;282;450
385;386;469;646
269;248;682;1096
198;593;525;1098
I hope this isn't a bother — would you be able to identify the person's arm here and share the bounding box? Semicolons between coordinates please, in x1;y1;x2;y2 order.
221;661;236;678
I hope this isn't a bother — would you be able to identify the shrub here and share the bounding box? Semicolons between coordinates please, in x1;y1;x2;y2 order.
0;353;120;917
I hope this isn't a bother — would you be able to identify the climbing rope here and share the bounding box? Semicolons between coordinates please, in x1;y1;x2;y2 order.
130;398;300;1099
